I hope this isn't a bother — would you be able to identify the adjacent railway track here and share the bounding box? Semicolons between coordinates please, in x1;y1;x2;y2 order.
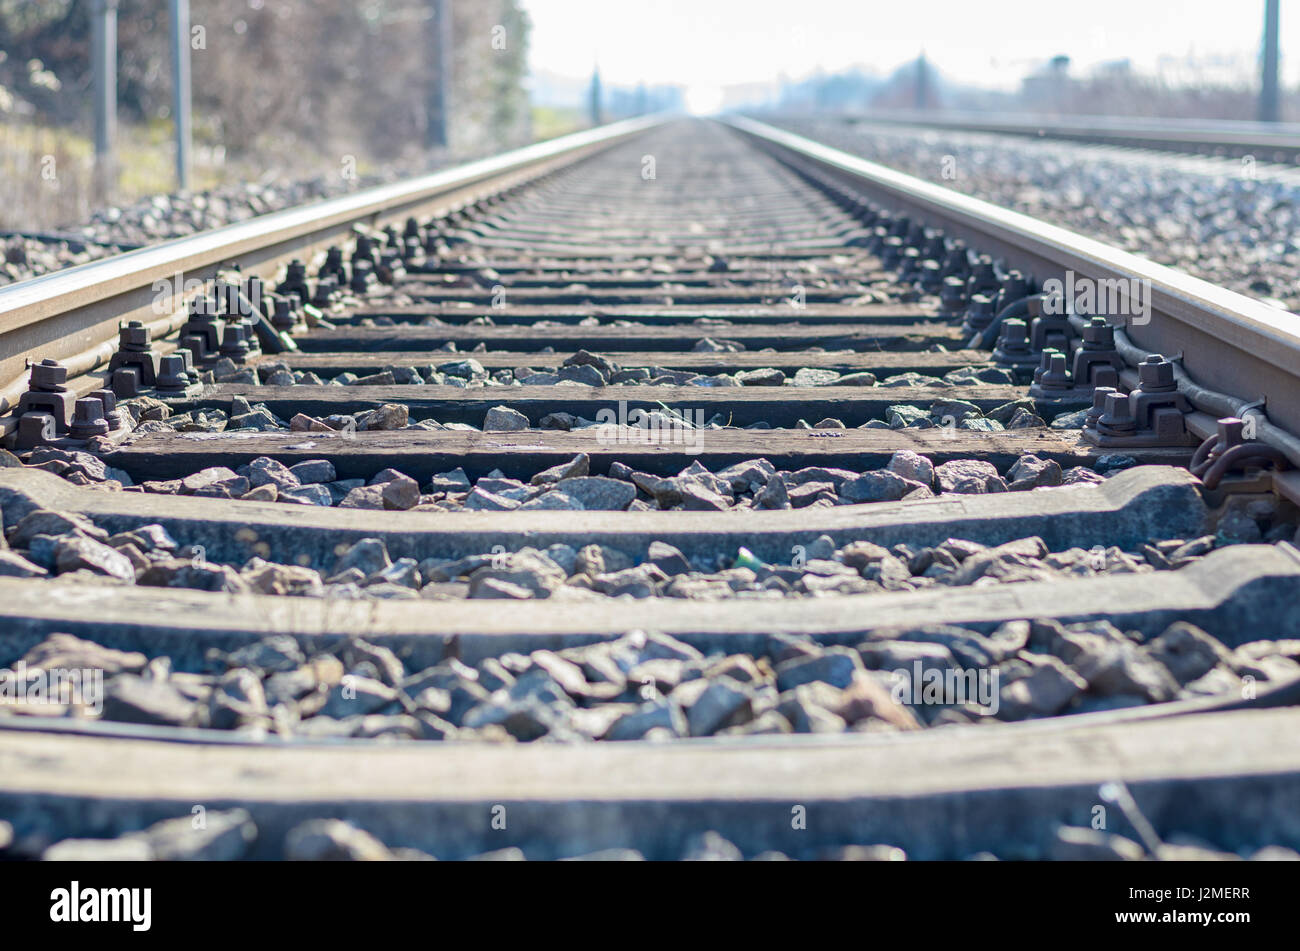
1;116;1299;862
821;109;1300;163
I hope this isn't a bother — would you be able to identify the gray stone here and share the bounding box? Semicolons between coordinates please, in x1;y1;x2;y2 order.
1073;641;1180;702
461;694;558;741
381;475;421;510
463;487;521;511
332;538;390;577
180;467;240;494
226;635;305;673
555;476;635;510
529;453;590;485
102;675;199;727
886;404;930;428
247;456;300;489
997;655;1088;719
679;482;732;511
209;668;270;729
289;459;337;484
776;683;849;733
108;524;177;553
557;363;607;386
1007;453;1063;490
1049;826;1145;861
647;541;693;576
776;647;863;691
428;467;472;492
278;484;333;506
886;450;934;485
736;367;785;386
1145;622;1232;685
682;831;744;860
604;699;686;740
468;550;566;598
320;676;398;718
754;474;791;509
484;405;529;431
935;459;1007;494
839;470;915;503
43;837;154;861
684;677;754;736
285;820;394;860
54;534;136;581
0;550;48;578
793;367;841;386
355;403;409;431
22;633;146;674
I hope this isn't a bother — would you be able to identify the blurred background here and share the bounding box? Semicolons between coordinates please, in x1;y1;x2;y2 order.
1;1;1295;234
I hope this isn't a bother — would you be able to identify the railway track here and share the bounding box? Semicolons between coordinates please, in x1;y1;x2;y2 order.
823;109;1300;163
1;116;1300;861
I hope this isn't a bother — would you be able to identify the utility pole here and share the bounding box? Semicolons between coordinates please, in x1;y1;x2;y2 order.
589;65;603;126
170;0;192;189
1260;0;1281;122
915;53;929;110
92;0;118;201
427;0;451;148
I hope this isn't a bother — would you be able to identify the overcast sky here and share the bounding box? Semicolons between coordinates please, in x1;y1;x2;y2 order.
522;0;1293;102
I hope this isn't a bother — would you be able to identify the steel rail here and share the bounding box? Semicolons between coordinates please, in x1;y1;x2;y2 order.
814;109;1300;161
725;115;1300;459
0;114;667;421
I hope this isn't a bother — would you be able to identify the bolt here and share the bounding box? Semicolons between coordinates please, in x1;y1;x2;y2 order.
188;295;220;321
916;259;943;292
29;358;68;392
119;320;152;352
1000;271;1029;301
1038;352;1071;390
879;236;904;268
271;296;296;332
1098;392;1137;435
155;355;190;392
1081;316;1115;349
1137;354;1176;392
1216;416;1246;449
90;388;125;430
175;347;201;382
1086;386;1118;427
997;318;1032;354
898;246;922;279
939;275;968;314
964;294;996;329
220;323;251;361
69;397;110;439
941;242;970;278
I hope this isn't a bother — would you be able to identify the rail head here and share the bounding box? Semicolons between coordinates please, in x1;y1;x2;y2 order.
809;108;1300;155
724;114;1300;439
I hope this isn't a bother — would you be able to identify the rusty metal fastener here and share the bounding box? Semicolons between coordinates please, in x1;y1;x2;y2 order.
69;397;110;439
154;355;191;392
1190;417;1288;489
90;388;125;431
993;318;1039;368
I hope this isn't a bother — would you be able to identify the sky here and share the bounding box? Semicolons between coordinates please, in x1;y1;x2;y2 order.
522;0;1296;110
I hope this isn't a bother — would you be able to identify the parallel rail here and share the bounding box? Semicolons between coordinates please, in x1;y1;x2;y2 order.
0;114;665;427
731;116;1300;474
813;109;1300;162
